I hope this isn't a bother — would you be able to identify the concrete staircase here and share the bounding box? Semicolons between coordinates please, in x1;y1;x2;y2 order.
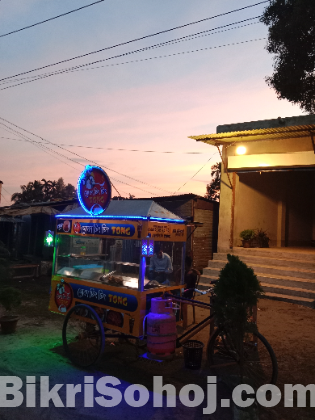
200;248;315;308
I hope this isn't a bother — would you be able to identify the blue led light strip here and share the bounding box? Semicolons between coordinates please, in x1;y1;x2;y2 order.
55;214;147;220
150;217;184;223
55;214;184;223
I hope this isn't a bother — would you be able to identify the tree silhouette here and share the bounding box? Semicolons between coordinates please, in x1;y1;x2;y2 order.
261;0;315;113
205;162;221;202
11;178;76;203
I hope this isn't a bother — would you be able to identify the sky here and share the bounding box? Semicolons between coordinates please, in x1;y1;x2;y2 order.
0;0;303;204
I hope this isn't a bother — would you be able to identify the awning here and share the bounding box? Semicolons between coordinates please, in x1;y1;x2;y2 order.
189;124;315;146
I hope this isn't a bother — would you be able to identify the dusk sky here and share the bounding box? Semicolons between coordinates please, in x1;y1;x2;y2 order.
0;0;302;204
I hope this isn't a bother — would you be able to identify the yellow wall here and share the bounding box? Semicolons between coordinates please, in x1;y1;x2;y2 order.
217;136;315;250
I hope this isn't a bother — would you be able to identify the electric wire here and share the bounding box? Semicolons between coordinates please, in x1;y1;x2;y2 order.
0;0;106;39
1;37;266;91
0;194;9;203
0;117;170;196
0;17;261;86
173;152;220;195
0;136;209;154
0;123;80;171
0;1;268;82
0;186;10;203
1;186;13;203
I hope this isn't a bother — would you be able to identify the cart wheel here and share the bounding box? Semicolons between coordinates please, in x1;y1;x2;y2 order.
207;326;278;390
62;304;105;367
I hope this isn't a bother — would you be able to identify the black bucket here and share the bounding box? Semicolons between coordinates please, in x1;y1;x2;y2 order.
182;340;204;369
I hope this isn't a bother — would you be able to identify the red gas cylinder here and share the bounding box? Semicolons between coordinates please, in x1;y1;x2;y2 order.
147;297;177;358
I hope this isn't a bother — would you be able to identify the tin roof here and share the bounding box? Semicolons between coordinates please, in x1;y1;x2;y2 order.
189;115;315;146
56;200;184;222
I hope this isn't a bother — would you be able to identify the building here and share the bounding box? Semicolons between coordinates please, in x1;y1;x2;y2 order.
190;115;315;307
190;115;315;250
136;194;219;271
0;199;79;262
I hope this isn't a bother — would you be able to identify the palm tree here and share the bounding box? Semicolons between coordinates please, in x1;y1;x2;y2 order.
11;178;76;203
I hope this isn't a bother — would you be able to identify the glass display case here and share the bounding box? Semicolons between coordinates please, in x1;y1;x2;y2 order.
54;234;185;290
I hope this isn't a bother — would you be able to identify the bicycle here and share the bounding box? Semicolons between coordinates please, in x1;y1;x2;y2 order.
164;284;278;392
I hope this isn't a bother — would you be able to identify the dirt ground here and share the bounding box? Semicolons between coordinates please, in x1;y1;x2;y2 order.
0;275;314;420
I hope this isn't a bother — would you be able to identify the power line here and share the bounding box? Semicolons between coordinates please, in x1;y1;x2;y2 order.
0;136;211;154
0;18;261;87
0;117;171;195
173;152;220;194
1;186;11;202
0;1;268;82
0;122;80;170
0;0;106;39
1;186;13;203
1;186;11;196
0;193;9;203
0;123;125;196
1;37;266;91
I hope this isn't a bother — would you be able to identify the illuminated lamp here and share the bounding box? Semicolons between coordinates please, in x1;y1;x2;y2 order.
236;146;246;155
77;165;111;216
141;239;154;256
44;230;54;247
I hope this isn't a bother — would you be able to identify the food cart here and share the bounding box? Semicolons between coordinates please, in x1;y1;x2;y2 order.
49;165;187;366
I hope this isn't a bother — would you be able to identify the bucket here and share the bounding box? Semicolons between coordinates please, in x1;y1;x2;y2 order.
182;340;204;369
0;316;19;334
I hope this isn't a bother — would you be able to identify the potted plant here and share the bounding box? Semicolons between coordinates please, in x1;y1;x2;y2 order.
212;254;264;378
214;254;264;330
255;228;270;248
239;229;256;248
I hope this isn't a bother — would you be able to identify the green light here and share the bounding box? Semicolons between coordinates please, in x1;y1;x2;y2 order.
44;231;54;247
46;235;53;245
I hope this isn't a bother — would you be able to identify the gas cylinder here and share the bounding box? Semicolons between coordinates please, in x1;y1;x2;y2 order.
147;297;177;358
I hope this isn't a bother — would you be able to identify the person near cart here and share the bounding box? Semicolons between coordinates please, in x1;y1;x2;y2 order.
176;256;200;328
148;244;173;284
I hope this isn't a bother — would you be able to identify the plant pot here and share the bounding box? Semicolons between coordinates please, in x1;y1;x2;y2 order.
242;240;251;248
0;315;19;334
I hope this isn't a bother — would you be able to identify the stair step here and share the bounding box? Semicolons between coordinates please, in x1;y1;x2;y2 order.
201;250;315;308
258;273;315;290
212;253;315;270
260;283;315;299
217;247;315;262
198;276;315;308
203;267;315;290
204;261;315;280
262;292;315;308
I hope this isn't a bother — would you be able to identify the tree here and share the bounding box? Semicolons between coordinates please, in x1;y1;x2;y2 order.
205;162;221;201
11;178;76;203
11;180;44;203
112;194;135;200
261;0;315;113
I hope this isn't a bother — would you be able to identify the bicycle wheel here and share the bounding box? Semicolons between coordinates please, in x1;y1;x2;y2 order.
62;304;105;367
207;326;277;390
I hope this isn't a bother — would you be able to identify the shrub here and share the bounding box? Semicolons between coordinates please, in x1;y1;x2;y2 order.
213;254;264;334
239;229;256;241
255;228;270;248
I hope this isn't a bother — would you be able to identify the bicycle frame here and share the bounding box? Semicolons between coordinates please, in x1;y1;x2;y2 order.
163;292;216;347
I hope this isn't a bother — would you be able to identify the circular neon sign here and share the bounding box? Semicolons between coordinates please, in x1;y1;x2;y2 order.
77;165;111;215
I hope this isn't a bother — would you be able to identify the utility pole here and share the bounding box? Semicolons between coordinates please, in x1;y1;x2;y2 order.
0;181;3;205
